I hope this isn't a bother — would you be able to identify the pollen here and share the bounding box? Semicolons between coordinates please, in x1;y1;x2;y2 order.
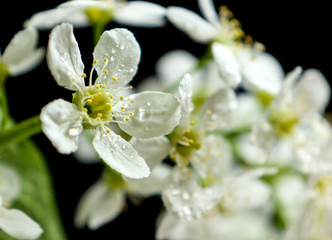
206;109;212;115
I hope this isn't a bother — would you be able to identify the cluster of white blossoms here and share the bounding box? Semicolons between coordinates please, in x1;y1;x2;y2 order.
0;0;331;239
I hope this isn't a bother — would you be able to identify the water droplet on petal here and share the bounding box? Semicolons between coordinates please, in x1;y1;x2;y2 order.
110;56;115;61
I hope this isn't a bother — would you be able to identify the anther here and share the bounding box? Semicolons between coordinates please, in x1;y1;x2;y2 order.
96;84;100;89
97;113;103;118
105;103;112;112
128;86;133;89
130;100;134;103
87;99;93;104
81;73;87;78
104;70;108;75
98;92;102;96
72;77;75;82
130;112;134;116
103;58;108;62
112;76;118;81
121;106;125;111
109;94;114;99
125;117;130;122
101;83;106;88
106;129;111;134
93;60;98;64
83;108;88;113
120;96;124;101
206;109;212;115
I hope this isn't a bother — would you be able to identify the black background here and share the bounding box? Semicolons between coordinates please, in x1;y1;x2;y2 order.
1;1;331;239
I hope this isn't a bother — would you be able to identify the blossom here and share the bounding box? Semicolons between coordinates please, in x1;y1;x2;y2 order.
24;0;166;30
159;74;237;220
0;164;43;240
250;67;332;170
167;0;283;93
74;163;171;230
40;23;180;179
0;27;44;79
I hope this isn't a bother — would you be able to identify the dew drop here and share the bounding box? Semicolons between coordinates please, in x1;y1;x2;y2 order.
110;56;115;61
120;45;125;50
60;56;65;62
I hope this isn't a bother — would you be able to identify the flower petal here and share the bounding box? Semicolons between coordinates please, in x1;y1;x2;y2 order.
92;127;150;179
177;74;194;127
0;164;21;206
118;91;181;138
212;42;241;88
156;50;197;88
198;0;222;29
167;7;217;44
2;28;44;76
73;131;99;164
127;163;171;197
74;180;124;230
129;136;171;170
198;87;238;131
239;50;284;95
24;8;89;29
114;2;166;27
0;207;43;240
93;28;140;89
47;23;85;91
162;167;223;220
294;69;331;113
40;99;83;154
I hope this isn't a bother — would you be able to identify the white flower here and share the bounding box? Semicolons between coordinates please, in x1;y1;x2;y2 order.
41;23;180;179
250;67;332;170
166;0;284;93
0;27;44;78
0;164;43;240
160;75;236;220
74;163;171;230
24;0;166;29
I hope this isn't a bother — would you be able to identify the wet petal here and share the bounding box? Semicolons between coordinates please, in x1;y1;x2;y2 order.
118;91;181;138
47;23;85;91
40;99;83;154
93;28;140;89
92;127;150;179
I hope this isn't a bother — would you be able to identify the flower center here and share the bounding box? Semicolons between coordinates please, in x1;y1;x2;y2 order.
85;4;114;26
73;86;113;128
268;108;299;136
169;127;203;163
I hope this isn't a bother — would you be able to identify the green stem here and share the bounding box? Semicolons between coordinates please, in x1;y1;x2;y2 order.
0;115;42;151
0;78;10;129
92;23;107;46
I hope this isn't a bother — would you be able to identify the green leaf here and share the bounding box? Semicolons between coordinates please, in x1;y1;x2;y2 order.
0;139;67;240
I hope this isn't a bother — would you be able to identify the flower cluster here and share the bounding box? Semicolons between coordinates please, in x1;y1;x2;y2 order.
0;0;331;239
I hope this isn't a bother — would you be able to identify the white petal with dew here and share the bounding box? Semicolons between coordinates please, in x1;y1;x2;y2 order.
294;69;331;113
212;42;241;88
92;127;150;179
167;7;217;44
177;74;194;127
40;99;83;154
114;2;166;27
93;28;140;89
162;167;223;220
129;136;171;170
118;91;181;138
47;23;85;91
0;207;43;240
74;180;124;230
